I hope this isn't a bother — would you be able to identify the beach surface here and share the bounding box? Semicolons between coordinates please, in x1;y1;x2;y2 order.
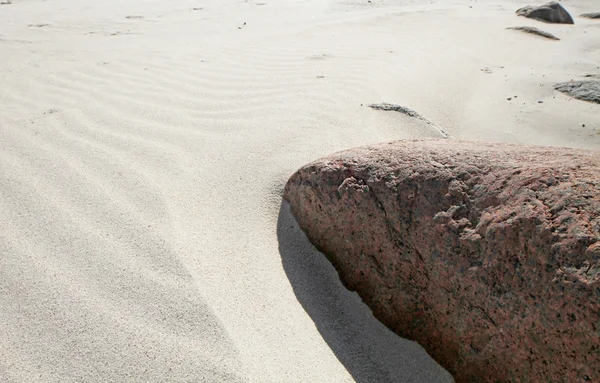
1;0;599;382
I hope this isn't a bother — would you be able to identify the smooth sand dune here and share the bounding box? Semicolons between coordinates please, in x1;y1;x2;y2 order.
1;0;599;382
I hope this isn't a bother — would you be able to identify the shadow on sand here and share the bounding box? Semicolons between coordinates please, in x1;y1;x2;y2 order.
277;201;453;383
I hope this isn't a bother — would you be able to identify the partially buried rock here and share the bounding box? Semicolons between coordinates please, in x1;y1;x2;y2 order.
368;102;420;118
284;139;600;383
368;102;450;138
581;12;600;19
554;80;600;104
506;26;559;40
516;1;574;24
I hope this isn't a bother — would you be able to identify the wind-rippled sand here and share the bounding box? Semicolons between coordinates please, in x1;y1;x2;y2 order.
1;0;598;382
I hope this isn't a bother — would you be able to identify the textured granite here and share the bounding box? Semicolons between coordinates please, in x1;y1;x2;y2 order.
284;139;600;382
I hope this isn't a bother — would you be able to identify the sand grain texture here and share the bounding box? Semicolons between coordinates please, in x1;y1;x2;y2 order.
1;0;599;382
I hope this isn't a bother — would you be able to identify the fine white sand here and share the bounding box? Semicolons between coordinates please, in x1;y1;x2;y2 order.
1;0;599;382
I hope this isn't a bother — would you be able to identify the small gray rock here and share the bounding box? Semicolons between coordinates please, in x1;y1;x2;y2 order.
368;103;450;138
581;12;600;19
507;26;559;40
554;80;600;104
516;2;574;24
368;102;420;117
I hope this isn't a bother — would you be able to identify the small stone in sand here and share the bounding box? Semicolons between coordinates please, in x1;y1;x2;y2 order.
368;103;449;138
554;80;600;104
580;13;600;19
369;103;420;117
516;2;574;24
507;26;559;40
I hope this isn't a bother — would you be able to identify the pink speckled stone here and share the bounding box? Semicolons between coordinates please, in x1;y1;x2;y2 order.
284;139;600;383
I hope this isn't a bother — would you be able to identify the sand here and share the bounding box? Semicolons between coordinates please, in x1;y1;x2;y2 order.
0;0;598;382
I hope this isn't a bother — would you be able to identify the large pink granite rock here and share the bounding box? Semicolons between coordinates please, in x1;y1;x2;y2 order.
283;139;600;382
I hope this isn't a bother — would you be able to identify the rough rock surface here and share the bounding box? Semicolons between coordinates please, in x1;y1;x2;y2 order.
554;80;600;104
506;26;559;40
284;139;600;383
516;2;574;24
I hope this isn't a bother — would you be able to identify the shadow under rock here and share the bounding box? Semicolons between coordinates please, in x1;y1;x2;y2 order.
277;201;454;383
